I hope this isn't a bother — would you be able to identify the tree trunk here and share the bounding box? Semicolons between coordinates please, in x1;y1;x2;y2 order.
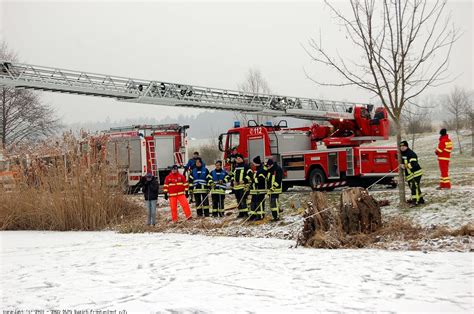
339;187;382;234
471;117;474;157
455;129;463;155
1;88;6;149
395;119;407;207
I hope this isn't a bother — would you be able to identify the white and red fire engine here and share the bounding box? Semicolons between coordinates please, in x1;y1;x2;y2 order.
219;105;398;191
103;124;188;192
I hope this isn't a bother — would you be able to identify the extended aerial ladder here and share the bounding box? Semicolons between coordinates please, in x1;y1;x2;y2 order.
0;61;369;120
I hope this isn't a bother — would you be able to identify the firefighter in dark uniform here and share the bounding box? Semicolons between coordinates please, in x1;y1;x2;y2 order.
225;147;239;175
208;160;230;217
265;159;283;221
400;141;425;206
188;157;211;216
249;156;268;221
232;154;253;218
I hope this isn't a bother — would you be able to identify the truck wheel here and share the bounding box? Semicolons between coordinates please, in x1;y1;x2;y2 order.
309;168;326;190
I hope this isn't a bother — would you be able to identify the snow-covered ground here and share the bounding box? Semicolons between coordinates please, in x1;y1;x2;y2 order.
374;185;474;228
1;231;473;312
366;131;473;228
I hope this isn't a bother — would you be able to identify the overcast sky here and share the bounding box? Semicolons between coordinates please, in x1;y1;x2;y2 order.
1;0;472;124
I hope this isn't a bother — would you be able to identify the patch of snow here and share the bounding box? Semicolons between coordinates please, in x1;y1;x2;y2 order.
373;185;474;228
1;231;473;312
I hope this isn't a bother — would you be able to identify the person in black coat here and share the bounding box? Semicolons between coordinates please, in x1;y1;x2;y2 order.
400;141;425;206
249;156;268;221
141;172;159;225
231;154;253;218
266;159;283;220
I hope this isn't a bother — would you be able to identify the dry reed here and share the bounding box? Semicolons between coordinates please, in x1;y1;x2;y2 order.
0;132;141;230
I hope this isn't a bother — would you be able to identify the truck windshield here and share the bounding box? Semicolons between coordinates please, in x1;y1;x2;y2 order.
227;132;240;150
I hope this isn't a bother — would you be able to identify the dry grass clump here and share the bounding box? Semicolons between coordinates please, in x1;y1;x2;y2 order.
0;132;141;231
116;211;231;234
303;230;342;249
428;223;474;238
375;216;424;240
337;216;422;248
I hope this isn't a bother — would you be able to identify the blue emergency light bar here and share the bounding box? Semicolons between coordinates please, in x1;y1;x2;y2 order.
234;121;241;128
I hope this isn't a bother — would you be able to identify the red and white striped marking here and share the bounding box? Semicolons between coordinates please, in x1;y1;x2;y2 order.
174;152;184;166
313;181;347;190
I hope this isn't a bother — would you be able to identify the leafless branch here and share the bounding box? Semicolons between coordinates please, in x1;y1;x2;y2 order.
1;41;61;149
305;0;458;122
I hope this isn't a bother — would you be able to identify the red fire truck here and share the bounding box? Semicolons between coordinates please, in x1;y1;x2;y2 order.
103;124;188;192
219;105;398;191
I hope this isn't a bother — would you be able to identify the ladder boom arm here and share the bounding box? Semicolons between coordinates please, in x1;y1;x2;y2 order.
0;60;363;120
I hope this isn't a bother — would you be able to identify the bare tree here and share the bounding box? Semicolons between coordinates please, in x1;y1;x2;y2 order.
236;68;271;125
462;91;473;157
403;105;433;149
305;0;458;205
0;42;60;150
444;86;469;154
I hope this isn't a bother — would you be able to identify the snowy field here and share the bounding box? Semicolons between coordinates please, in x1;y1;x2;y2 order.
1;231;473;313
361;131;474;228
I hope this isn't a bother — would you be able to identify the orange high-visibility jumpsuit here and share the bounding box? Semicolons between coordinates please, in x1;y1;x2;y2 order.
435;134;453;189
163;172;192;222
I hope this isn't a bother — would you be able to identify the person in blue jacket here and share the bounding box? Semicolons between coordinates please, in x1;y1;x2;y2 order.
184;151;200;175
208;160;230;217
188;157;210;217
184;151;205;204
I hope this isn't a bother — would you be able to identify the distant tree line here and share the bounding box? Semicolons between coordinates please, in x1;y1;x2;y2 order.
387;86;472;155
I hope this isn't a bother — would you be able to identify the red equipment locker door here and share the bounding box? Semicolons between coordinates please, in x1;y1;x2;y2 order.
248;137;265;163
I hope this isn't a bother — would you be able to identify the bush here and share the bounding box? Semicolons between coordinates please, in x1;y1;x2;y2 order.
0;134;140;231
189;143;222;165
